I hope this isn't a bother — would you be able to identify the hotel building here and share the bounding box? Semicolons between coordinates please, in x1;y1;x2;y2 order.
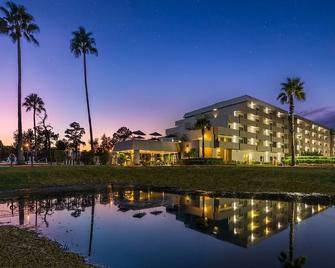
166;95;334;164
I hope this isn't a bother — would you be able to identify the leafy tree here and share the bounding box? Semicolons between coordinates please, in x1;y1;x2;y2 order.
277;77;306;166
65;122;85;162
194;115;211;158
116;127;132;142
56;139;68;150
23;93;45;160
0;140;15;161
70;26;98;153
0;1;40;164
38;112;59;163
99;134;114;152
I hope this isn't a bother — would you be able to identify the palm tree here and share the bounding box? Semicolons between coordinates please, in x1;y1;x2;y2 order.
277;77;306;166
194;115;212;158
70;26;98;153
0;2;39;164
23;93;45;162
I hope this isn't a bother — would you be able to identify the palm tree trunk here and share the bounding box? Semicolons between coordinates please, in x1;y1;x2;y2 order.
83;53;94;154
289;97;295;166
88;194;95;256
33;109;36;166
17;37;24;164
202;128;205;158
289;202;295;262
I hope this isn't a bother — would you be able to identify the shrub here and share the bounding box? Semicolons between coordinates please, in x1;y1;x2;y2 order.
181;158;223;165
284;156;335;165
54;150;66;164
80;151;94;165
117;154;126;166
99;151;110;165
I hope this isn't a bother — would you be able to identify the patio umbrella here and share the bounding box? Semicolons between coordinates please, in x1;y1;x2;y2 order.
149;132;162;137
132;130;146;136
133;135;145;139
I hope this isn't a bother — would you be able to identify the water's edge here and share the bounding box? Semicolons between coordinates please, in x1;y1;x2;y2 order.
1;183;334;205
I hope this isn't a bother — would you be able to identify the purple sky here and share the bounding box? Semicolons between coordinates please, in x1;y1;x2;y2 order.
1;0;335;145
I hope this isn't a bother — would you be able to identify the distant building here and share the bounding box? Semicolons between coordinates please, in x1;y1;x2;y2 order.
166;95;335;164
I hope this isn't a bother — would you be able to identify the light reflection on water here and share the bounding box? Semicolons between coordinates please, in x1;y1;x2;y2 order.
0;186;335;268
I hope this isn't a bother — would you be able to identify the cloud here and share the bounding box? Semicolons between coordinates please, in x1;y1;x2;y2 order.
298;106;332;117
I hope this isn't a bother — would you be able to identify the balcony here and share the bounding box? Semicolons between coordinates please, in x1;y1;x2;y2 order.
240;144;257;150
257;145;271;152
272;147;284;153
240;131;257;139
218;127;239;136
219;141;239;150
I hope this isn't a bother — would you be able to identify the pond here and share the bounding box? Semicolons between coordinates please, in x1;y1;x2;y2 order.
1;186;335;268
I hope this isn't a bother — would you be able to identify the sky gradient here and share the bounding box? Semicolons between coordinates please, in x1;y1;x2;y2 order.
1;0;335;145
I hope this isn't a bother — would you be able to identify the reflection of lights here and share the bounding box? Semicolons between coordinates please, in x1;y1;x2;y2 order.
296;216;302;223
251;210;255;218
250;222;257;231
265;206;269;213
277;222;281;229
277;203;282;209
296;205;301;213
318;205;321;212
312;207;315;214
251;234;255;241
233;202;237;210
234;227;237;235
265;216;270;224
233;215;237;223
265;227;270;235
251;199;254;206
304;204;308;209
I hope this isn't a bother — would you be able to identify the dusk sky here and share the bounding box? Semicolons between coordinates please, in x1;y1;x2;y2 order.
1;0;335;145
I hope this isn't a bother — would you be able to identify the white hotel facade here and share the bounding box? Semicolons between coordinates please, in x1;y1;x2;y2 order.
165;95;334;164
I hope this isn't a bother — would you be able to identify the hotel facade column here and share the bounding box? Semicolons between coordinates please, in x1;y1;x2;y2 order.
134;150;140;165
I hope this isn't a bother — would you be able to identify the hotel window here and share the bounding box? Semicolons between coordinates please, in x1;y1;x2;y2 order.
248;102;256;109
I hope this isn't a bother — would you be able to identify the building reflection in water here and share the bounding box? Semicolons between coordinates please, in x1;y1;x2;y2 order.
0;187;329;249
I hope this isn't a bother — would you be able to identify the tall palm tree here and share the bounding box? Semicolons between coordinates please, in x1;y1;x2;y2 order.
70;26;98;153
194;115;212;158
23;93;45;162
0;2;39;164
277;77;306;166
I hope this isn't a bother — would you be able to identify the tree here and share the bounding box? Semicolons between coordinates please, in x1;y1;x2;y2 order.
194;115;211;158
65;122;85;162
13;129;34;162
38;112;59;163
277;77;306;166
56;139;68;151
70;26;98;153
116;127;132;142
23;93;45;162
0;1;40;164
99;134;114;152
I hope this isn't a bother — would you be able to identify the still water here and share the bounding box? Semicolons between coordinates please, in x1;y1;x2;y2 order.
1;186;335;268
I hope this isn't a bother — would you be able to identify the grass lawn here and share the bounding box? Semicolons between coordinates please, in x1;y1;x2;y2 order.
0;226;95;267
0;165;335;194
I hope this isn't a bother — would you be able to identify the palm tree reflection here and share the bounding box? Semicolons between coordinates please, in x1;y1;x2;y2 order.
278;202;306;268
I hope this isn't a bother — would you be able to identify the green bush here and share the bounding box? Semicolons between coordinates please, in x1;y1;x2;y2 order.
80;151;94;165
54;150;66;164
284;155;335;165
181;158;224;165
117;154;126;166
99;151;110;165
